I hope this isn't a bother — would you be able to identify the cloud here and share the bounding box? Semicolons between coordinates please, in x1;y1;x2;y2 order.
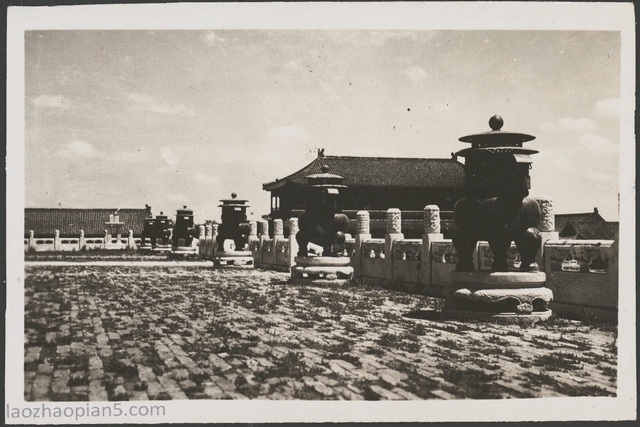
538;117;598;133
160;146;180;167
60;140;99;158
538;121;556;132
54;139;151;165
267;125;310;145
128;93;194;116
577;133;618;155
593;97;620;119
328;30;438;47
282;59;304;71
247;125;313;164
403;65;428;84
203;32;226;46
192;173;220;186
31;95;75;109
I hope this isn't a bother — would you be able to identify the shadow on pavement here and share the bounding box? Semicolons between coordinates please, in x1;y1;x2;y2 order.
402;309;444;321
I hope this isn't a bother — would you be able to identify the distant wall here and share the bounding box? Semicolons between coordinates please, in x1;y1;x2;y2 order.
25;229;139;252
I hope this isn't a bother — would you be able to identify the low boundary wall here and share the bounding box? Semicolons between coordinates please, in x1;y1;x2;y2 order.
220;198;618;321
25;229;140;252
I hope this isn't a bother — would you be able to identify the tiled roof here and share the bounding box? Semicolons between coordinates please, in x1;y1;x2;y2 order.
25;208;151;237
263;155;465;190
554;210;605;232
560;221;619;240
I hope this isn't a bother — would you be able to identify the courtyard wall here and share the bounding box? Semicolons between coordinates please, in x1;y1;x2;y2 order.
227;199;618;321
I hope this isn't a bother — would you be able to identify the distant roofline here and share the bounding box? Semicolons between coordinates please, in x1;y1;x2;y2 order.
25;207;149;210
262;154;463;190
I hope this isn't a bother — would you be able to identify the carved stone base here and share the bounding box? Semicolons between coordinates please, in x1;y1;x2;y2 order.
215;250;254;268
291;256;353;284
442;308;552;326
169;246;198;259
444;271;552;324
138;243;153;253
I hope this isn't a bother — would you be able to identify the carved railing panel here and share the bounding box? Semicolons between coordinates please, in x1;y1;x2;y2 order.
394;239;422;262
362;239;385;259
431;241;458;265
477;242;521;270
344;238;356;258
546;240;615;274
263;239;274;253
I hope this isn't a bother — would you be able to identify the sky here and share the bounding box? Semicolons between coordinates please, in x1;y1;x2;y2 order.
24;29;622;222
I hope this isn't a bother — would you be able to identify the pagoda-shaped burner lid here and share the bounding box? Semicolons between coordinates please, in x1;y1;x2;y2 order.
305;164;347;188
176;205;193;215
218;192;250;208
456;115;538;158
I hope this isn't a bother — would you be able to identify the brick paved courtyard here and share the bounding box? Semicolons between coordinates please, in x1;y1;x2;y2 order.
24;264;617;401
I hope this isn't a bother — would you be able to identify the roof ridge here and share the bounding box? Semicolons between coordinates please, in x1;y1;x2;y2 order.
323;155;457;161
262;156;322;188
25;207;149;211
263;154;465;190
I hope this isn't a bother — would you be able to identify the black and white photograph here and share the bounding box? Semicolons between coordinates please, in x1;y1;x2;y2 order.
5;2;636;424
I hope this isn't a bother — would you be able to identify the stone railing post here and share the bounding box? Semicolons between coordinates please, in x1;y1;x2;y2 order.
385;208;404;280
127;229;136;250
198;224;206;247
354;211;371;278
421;205;444;286
211;223;219;258
534;196;559;269
257;220;270;266
103;229;109;249
288;218;299;267
54;229;61;251
196;225;204;256
273;219;284;266
79;229;86;251
257;220;269;238
28;230;36;251
248;221;261;264
273;219;284;238
204;224;212;259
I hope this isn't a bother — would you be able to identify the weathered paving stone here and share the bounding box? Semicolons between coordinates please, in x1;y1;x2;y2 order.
368;385;403;400
209;354;233;372
24;371;36;399
202;381;227;399
212;376;236;394
31;374;51;401
24;265;618;401
171;368;190;381
88;380;109;401
111;385;129;401
303;378;334;397
157;374;188;400
429;389;457;400
38;362;54;374
25;347;42;364
391;387;421;400
335;386;364;400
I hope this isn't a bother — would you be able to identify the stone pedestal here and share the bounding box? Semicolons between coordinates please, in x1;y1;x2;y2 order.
443;271;552;324
169;245;198;258
215;250;254;268
291;256;354;285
